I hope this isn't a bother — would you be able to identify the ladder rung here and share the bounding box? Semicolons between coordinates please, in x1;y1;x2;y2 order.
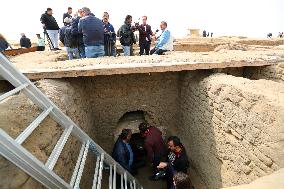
0;83;29;102
74;140;90;188
109;165;113;189
97;153;105;189
70;142;86;186
15;107;53;145
124;172;128;189
45;125;74;170
113;164;116;189
92;155;101;189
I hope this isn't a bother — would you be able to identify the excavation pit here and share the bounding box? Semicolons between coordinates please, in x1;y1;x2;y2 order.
1;48;284;189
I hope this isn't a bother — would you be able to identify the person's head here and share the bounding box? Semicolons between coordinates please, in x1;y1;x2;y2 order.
20;33;26;37
173;172;193;189
102;12;109;23
78;9;83;17
120;129;132;142
125;15;132;24
167;136;182;152
142;16;147;25
160;21;167;30
81;7;91;17
46;8;53;15
139;122;150;137
36;34;41;39
68;7;72;14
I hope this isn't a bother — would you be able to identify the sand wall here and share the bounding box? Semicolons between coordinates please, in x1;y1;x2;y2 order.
179;73;284;188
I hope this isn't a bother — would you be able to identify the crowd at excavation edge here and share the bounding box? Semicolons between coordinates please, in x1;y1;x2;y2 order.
0;7;175;59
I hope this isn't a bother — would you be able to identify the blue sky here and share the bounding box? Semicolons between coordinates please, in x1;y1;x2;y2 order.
1;0;283;40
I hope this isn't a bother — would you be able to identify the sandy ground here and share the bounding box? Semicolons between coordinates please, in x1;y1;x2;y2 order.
9;48;284;72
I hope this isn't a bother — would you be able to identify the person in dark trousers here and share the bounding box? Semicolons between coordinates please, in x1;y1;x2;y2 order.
158;136;189;189
118;15;136;56
173;172;193;189
20;33;31;48
137;16;153;55
71;9;85;58
139;122;166;180
63;7;72;26
36;34;45;51
40;8;60;50
150;21;173;55
0;33;9;52
78;7;105;58
102;12;116;56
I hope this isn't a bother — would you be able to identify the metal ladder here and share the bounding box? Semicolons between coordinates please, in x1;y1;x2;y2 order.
0;53;143;189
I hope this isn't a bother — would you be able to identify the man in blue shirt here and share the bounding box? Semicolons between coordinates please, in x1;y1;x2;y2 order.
78;7;105;58
150;21;173;55
102;12;116;56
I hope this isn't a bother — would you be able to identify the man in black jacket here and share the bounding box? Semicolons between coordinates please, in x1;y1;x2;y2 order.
137;16;153;55
112;129;134;172
118;15;136;56
63;7;72;26
40;8;60;50
157;136;189;189
20;33;31;48
71;9;85;58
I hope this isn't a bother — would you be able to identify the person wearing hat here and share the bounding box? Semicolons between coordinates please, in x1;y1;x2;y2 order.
20;33;31;48
40;8;60;50
102;12;116;56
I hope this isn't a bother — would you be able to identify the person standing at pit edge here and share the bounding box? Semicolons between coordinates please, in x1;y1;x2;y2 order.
102;12;116;56
137;16;153;55
118;15;136;56
63;7;73;26
71;9;85;58
78;7;105;58
40;8;60;50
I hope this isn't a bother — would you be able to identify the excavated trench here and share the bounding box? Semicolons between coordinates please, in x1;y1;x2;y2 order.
0;66;284;189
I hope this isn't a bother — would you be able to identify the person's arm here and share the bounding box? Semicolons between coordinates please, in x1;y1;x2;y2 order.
149;26;153;36
156;30;170;48
145;140;154;163
28;39;31;48
78;19;83;34
20;38;24;48
116;146;131;171
110;25;116;40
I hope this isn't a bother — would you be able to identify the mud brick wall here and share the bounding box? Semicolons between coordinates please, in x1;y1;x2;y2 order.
179;73;284;188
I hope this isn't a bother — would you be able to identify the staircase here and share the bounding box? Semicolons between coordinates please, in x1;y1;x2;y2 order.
0;53;143;189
